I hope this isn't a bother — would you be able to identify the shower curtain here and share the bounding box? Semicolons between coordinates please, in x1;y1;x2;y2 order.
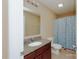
53;16;76;50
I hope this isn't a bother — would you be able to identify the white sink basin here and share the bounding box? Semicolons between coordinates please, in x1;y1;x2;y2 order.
28;41;42;47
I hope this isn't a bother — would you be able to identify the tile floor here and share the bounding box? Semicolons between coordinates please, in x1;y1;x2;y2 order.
51;48;76;59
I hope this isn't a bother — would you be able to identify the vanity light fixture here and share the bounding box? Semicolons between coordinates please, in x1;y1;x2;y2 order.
26;0;39;7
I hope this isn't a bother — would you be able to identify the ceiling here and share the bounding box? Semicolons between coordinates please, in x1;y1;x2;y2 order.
38;0;76;15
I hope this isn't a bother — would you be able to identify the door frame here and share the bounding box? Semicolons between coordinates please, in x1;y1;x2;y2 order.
8;0;24;59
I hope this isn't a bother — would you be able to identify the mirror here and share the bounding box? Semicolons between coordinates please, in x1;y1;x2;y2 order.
24;11;40;37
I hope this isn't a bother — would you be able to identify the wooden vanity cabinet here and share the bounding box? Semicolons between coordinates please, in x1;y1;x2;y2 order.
24;51;35;59
24;42;51;59
42;49;51;59
35;55;42;59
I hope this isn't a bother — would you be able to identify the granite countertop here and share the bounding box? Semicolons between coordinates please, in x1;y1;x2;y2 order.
24;39;51;55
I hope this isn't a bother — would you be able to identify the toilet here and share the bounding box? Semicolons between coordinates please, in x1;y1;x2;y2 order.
47;37;62;55
51;43;62;55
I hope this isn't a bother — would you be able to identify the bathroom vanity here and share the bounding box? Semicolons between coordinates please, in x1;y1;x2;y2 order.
24;39;51;59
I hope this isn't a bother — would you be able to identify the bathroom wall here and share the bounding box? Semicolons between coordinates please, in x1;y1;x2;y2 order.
40;9;56;38
2;0;8;59
24;11;40;36
24;2;57;39
57;11;76;18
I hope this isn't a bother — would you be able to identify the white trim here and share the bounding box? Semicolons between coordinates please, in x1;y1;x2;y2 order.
8;0;24;59
24;34;41;39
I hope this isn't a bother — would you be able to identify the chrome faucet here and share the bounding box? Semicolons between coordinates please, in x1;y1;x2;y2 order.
30;38;34;42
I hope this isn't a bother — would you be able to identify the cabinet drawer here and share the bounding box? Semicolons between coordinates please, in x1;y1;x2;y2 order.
35;42;51;56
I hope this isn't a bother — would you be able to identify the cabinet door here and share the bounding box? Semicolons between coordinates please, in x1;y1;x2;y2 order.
24;52;35;59
24;55;34;59
43;49;51;59
35;55;42;59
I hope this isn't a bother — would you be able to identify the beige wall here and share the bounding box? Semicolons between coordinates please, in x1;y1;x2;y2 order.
24;2;56;38
57;11;76;18
2;0;8;59
24;11;40;36
40;7;56;38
